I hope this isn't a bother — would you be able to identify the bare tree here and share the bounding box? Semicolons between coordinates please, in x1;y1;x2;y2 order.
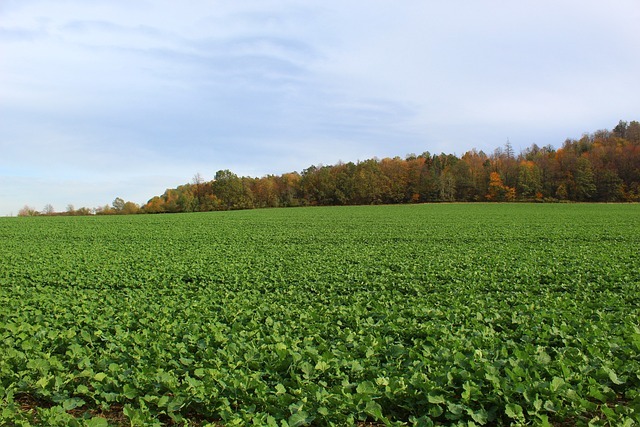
18;205;38;216
192;173;205;211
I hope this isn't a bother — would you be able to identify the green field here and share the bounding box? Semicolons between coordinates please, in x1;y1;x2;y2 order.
1;204;639;426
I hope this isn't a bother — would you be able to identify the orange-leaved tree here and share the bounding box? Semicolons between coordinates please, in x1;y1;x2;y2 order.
486;172;515;201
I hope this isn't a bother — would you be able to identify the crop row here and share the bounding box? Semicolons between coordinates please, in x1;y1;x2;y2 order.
1;204;639;425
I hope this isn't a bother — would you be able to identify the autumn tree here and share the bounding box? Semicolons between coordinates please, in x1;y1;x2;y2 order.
405;156;427;202
517;160;542;200
39;118;640;211
18;205;38;216
574;157;596;201
353;159;385;204
460;149;490;201
379;157;409;203
121;201;140;215
192;173;206;211
335;162;357;205
277;172;301;207
486;172;515;201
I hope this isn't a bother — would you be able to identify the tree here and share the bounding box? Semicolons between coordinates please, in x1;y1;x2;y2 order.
22;119;640;210
613;120;628;138
487;172;515;201
504;139;515;159
438;167;456;201
353;159;385;204
192;173;205;211
626;121;640;144
574;157;596;201
517;160;542;200
121;201;140;215
379;157;409;203
18;205;38;216
277;172;301;207
112;197;125;212
460;149;489;201
144;196;166;213
95;204;115;215
213;169;244;209
42;204;55;215
76;207;92;215
596;169;624;201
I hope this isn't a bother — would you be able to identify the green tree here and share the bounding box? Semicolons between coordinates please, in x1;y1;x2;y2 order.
626;120;640;144
613;120;628;138
212;170;253;209
574;157;596;201
517;160;542;200
596;169;624;201
112;197;125;212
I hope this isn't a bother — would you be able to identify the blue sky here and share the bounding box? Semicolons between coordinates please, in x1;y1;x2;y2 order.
1;1;639;215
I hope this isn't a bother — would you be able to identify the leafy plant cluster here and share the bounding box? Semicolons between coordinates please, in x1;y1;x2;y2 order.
1;204;639;426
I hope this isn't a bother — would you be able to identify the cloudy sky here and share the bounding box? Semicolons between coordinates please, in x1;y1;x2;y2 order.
1;1;639;215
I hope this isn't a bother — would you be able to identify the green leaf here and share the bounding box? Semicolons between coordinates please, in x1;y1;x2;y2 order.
167;396;185;412
157;395;169;408
356;381;376;395
505;403;524;419
62;397;85;411
86;417;108;427
123;384;138;399
314;360;329;371
606;368;625;385
550;376;565;392
76;384;90;394
470;408;489;425
36;376;50;388
275;383;287;395
288;411;310;427
447;402;465;416
427;392;445;404
81;330;92;342
537;414;552;427
299;362;314;378
93;372;107;382
364;400;384;421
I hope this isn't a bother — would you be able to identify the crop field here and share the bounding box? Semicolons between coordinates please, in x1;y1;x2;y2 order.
0;204;639;426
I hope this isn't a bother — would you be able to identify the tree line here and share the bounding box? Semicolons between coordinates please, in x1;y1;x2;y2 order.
19;120;640;216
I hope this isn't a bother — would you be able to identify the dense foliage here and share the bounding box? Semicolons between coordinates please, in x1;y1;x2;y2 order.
138;120;640;214
1;204;639;426
19;120;640;216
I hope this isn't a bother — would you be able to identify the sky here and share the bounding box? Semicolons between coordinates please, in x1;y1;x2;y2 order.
1;1;639;215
